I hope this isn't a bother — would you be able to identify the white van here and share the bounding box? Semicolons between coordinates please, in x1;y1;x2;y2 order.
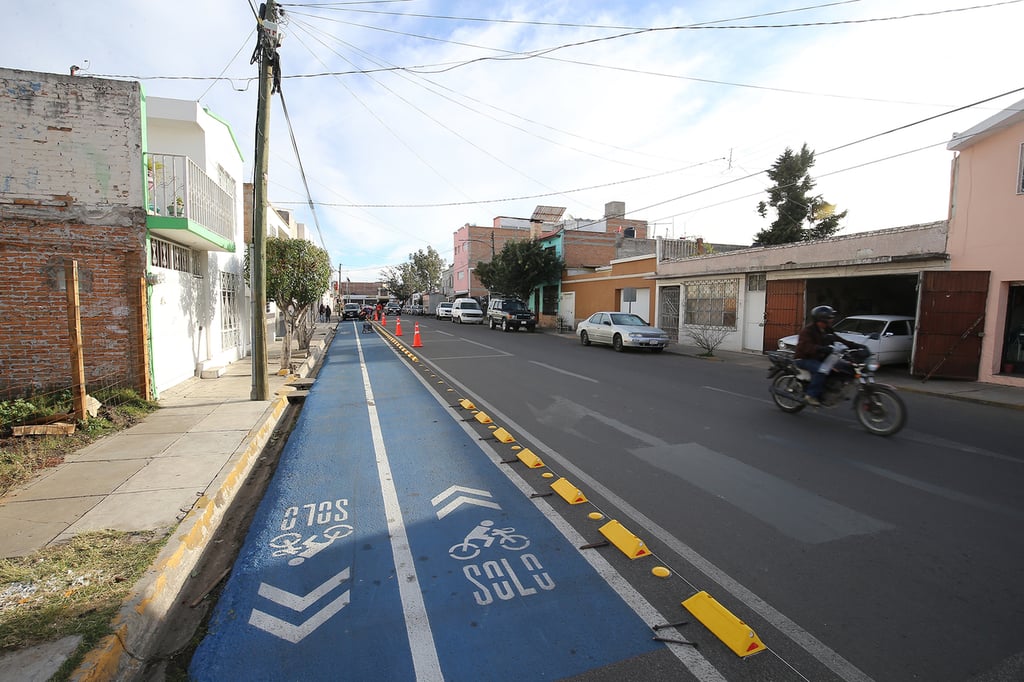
451;298;484;324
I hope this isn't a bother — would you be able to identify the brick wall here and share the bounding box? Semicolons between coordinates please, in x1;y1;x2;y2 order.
0;68;148;398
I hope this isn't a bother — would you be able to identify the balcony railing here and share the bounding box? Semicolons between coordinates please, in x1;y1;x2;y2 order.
146;153;234;243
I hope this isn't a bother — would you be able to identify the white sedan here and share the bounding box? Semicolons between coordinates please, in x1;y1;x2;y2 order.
577;312;671;352
778;314;915;365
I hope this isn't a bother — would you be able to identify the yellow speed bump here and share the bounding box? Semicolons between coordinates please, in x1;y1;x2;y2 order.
598;520;651;559
459;399;476;411
550;477;587;504
492;427;516;444
473;411;493;424
516;448;544;468
682;591;765;657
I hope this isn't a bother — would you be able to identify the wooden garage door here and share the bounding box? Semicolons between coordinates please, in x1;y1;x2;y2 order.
763;279;805;352
912;271;989;380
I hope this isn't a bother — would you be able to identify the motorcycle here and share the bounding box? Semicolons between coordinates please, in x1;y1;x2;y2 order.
767;344;907;436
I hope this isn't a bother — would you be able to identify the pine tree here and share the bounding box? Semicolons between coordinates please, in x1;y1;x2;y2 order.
754;144;846;245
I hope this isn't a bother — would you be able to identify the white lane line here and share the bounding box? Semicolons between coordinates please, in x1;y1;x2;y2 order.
355;334;443;681
529;360;599;384
401;356;725;681
703;385;771;404
431;369;874;682
463;339;511;353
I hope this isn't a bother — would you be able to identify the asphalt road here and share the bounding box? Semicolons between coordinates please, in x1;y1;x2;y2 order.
413;318;1024;682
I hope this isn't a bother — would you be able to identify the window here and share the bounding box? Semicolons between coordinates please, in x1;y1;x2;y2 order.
659;286;680;340
151;237;200;276
1018;143;1024;194
219;272;241;350
542;287;558;315
683;279;739;328
747;273;766;291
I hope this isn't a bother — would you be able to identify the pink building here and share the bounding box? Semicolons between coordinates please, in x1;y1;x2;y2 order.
946;99;1024;386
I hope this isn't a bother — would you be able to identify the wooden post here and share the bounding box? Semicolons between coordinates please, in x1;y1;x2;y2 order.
64;260;88;422
138;277;153;400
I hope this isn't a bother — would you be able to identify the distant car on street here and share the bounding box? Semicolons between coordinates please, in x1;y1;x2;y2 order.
451;298;484;324
342;303;361;320
777;314;915;365
487;297;537;332
435;302;453;320
385;303;401;316
577;311;670;352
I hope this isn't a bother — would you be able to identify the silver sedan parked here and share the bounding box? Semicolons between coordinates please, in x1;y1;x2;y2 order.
577;312;671;352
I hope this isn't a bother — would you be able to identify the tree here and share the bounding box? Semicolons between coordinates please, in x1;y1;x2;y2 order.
247;237;331;370
475;240;564;302
382;262;417;304
753;144;846;246
409;246;445;294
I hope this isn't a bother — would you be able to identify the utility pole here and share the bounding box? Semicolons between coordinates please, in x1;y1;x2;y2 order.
250;0;279;401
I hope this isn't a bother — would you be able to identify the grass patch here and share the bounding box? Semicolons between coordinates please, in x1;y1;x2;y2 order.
0;530;167;677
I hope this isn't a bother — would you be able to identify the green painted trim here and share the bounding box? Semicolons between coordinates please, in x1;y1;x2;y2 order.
147;216;236;252
202;105;245;162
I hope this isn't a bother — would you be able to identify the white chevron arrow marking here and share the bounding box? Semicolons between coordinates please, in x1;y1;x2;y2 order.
248;567;351;643
257;567;350;611
430;485;494;506
431;485;502;520
249;590;350;644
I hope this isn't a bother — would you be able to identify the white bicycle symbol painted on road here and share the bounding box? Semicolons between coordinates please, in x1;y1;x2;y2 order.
269;524;353;566
448;520;530;561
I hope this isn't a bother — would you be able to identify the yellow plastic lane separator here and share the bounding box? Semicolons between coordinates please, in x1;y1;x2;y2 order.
550;477;588;504
459;398;476;410
492;427;515;444
682;591;765;657
474;411;493;424
599;519;652;559
515;447;545;468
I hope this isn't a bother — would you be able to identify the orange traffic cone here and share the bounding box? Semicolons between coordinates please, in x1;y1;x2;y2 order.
374;309;379;321
382;314;387;327
412;322;423;348
395;317;403;336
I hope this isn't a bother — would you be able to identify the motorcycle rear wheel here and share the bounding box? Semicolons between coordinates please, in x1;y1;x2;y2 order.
853;386;906;436
771;374;806;413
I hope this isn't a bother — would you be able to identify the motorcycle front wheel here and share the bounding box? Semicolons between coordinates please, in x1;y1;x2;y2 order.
770;374;806;413
853;386;906;436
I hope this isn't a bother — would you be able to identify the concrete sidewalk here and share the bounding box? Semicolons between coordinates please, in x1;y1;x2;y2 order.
0;321;336;681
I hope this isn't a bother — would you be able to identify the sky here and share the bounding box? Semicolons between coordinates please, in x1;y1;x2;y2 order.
7;0;1024;283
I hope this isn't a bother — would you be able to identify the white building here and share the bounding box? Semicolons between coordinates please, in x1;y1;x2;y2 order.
144;96;248;394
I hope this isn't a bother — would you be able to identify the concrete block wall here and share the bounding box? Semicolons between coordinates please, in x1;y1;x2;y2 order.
0;68;148;398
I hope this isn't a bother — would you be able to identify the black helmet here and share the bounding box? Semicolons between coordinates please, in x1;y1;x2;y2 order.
810;305;837;322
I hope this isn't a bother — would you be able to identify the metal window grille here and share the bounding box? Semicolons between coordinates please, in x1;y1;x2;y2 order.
684;279;739;329
747;273;766;291
151;237;198;276
219;271;241;351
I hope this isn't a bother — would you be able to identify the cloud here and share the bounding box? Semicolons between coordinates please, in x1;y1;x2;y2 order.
8;0;1023;278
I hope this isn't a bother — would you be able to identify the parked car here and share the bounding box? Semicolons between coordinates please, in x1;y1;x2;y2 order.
385;303;402;316
777;314;915;365
436;302;454;320
487;297;536;332
451;298;485;324
577;312;671;352
342;303;361;320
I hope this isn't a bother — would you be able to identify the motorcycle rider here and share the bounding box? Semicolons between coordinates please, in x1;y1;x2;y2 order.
794;305;857;406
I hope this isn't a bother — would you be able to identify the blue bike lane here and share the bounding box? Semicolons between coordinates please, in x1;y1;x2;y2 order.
190;326;664;680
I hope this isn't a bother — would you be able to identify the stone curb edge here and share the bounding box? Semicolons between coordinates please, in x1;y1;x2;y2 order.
69;329;335;681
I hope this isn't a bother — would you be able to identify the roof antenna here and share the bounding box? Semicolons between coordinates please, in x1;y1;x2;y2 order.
69;60;90;76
